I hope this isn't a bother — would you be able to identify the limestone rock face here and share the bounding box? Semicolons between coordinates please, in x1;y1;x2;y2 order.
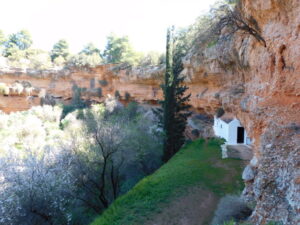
0;65;164;113
242;165;255;182
181;0;300;223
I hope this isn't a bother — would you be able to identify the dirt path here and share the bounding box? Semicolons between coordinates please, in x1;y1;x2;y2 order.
144;187;219;225
226;145;253;161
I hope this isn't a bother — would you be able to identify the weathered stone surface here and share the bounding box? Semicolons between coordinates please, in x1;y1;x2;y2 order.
182;0;300;223
242;165;255;182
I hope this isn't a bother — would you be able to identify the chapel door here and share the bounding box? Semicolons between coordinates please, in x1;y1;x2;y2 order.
237;127;244;144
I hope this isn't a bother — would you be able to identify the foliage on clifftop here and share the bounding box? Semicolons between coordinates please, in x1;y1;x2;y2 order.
0;30;165;71
0;1;239;73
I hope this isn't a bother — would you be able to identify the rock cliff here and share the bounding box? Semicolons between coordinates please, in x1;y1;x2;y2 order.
0;65;164;113
182;0;300;224
0;0;299;224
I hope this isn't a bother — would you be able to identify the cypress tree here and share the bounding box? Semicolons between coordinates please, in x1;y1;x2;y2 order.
155;27;191;162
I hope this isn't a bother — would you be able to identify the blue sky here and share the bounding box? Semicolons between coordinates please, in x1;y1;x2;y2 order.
0;0;217;53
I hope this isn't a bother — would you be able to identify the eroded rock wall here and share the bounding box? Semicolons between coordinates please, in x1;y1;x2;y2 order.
182;0;300;223
0;65;164;113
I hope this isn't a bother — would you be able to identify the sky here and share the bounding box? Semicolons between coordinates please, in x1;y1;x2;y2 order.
0;0;217;53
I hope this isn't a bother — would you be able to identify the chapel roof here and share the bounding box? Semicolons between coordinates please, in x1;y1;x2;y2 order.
219;113;234;124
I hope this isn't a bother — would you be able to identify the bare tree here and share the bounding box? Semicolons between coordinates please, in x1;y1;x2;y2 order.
67;109;128;212
212;3;266;47
184;0;266;55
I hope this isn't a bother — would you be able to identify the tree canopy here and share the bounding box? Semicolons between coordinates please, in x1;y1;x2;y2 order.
103;34;141;66
80;42;101;56
7;30;32;50
2;30;33;57
50;39;70;62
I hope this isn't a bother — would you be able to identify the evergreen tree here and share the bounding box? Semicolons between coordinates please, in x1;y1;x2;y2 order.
3;30;33;57
7;30;32;51
50;39;70;62
156;27;191;162
80;42;101;56
103;34;141;66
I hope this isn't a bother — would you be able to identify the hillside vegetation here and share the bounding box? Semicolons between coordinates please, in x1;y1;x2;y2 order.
91;138;245;225
0;103;163;225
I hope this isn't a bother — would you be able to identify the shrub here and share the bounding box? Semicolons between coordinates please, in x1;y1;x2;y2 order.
97;87;102;97
0;83;9;95
26;49;52;70
191;129;200;137
114;90;121;98
138;51;165;67
12;82;24;95
216;107;225;118
214;93;220;99
54;55;66;67
207;39;218;48
68;52;102;68
125;92;131;101
98;80;108;87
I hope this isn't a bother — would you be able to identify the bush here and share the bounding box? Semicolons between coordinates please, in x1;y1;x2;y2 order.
27;51;52;70
138;51;165;67
97;87;102;97
125;92;131;101
54;55;66;67
211;195;252;225
191;129;200;137
0;83;9;95
68;52;102;68
114;90;121;98
216;107;225;118
98;80;109;86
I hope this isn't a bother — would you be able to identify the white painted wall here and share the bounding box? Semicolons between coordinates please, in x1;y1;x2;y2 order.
228;119;240;145
213;116;252;145
213;116;230;142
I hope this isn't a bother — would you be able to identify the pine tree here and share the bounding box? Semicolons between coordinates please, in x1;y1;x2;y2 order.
155;27;191;162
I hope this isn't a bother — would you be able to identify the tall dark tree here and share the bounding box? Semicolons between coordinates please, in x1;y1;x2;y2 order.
80;42;101;55
50;39;70;61
2;30;33;57
7;30;32;50
156;27;191;162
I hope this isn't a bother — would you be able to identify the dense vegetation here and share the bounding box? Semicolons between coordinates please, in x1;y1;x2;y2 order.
0;30;165;70
0;101;163;225
90;138;245;225
0;1;242;71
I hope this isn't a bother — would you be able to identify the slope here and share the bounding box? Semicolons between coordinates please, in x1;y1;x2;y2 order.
91;138;245;225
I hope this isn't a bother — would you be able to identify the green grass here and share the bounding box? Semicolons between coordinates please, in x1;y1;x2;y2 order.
91;138;245;225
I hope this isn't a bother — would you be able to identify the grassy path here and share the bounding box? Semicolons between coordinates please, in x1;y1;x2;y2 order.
91;138;245;225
